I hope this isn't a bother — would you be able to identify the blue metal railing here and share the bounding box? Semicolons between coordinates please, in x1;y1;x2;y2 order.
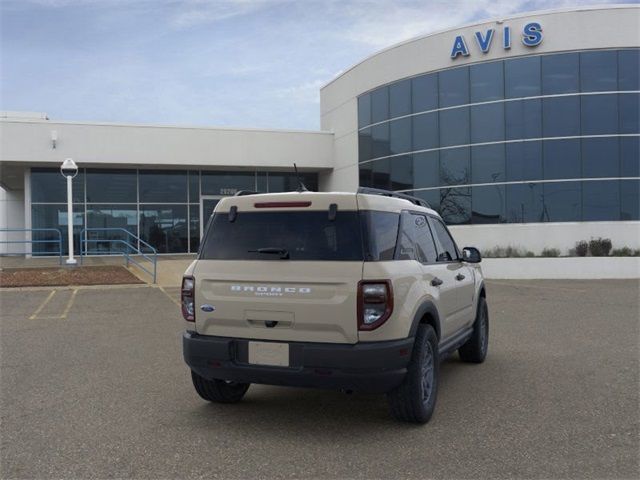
80;228;157;283
0;228;63;264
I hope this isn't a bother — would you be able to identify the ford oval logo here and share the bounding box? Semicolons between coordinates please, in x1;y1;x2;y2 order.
200;304;215;312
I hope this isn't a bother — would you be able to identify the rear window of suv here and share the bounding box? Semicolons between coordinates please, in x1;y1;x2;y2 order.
200;211;364;261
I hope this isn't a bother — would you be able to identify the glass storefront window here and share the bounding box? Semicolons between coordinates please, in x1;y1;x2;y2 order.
440;147;470;186
412;189;440;212
358;94;371;128
188;171;200;203
139;205;189;253
412;74;438;113
505;56;541;98
621;137;640;177
544;139;581;180
619;93;639;134
506;141;543;182
371;123;390;159
440;186;471;224
359;128;373;162
389;117;411;155
618;49;640;91
470;61;504;102
372;159;391;190
542;96;580;137
541;53;579;95
439;67;469;108
412;112;438;151
389;79;411;118
470;103;504;143
620;180;640;220
543;182;581;222
506;183;543;223
390;155;413;191
267;173;318;192
201;171;255;196
86;169;136;203
580;50;617;92
471;144;505;184
583;180;620;221
139;170;187;203
505;98;542;140
412;152;439;189
31;168;84;203
471;185;505;224
581;94;618;135
439;107;470;147
189;205;200;253
359;163;372;188
86;204;137;254
370;86;389;124
31;204;84;255
582;138;619;178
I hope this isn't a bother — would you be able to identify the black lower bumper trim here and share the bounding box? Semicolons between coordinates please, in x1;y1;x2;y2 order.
183;332;414;393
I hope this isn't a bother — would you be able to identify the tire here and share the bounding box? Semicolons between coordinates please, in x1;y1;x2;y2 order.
458;296;489;363
191;370;250;403
387;324;439;424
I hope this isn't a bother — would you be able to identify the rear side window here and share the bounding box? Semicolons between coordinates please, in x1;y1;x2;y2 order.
397;212;438;263
428;217;459;261
200;211;363;261
360;211;399;261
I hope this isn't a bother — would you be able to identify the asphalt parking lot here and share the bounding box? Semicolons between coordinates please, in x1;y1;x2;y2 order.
1;280;638;479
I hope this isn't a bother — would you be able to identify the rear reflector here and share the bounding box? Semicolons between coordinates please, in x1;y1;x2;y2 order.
254;201;312;208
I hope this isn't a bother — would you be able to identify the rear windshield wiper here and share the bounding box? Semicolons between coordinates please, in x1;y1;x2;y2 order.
248;247;290;259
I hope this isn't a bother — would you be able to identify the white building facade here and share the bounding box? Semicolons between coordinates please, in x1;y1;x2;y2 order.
1;5;639;256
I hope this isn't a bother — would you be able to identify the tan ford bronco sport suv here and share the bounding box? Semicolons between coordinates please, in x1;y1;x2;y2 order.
182;188;488;423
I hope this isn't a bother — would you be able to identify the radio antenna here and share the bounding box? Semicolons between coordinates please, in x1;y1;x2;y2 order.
293;163;309;192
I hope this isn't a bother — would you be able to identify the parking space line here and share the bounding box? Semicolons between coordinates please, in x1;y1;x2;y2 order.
29;290;57;319
158;286;181;308
59;289;78;319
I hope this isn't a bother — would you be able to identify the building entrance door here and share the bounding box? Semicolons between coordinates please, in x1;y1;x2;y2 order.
200;195;224;238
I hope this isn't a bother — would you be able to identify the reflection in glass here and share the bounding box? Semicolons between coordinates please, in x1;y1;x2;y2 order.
582;138;619;178
86;169;136;203
543;96;580;137
583;180;620;221
506;183;543;223
471;144;505;184
391;155;412;191
371;123;390;159
470;103;504;143
359;128;373;162
413;152;440;189
620;179;640;220
389;117;411;155
201;171;255;195
412;189;440;212
86;205;137;254
544;139;581;180
542;53;579;95
439;67;469;108
505;56;541;98
31;168;85;203
543;182;581;222
618;49;640;91
506;141;543;182
139;205;189;253
31;204;84;255
440;148;470;186
371;87;389;123
390;79;411;118
412;112;438;151
139;170;187;203
359;163;373;187
267;173;318;192
412;74;438;113
471;185;505;224
189;205;200;253
372;159;391;190
621;137;640;177
188;171;200;203
358;94;371;128
440;187;471;225
581;94;618;135
470;61;504;102
505;99;542;140
439;107;470;147
580;51;617;92
619;92;639;134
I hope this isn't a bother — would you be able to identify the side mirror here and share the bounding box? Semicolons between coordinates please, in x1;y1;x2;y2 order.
462;247;481;263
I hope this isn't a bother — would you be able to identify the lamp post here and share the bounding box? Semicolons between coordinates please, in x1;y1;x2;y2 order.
60;158;78;265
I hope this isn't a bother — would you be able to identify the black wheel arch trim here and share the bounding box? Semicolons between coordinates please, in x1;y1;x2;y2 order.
409;301;441;340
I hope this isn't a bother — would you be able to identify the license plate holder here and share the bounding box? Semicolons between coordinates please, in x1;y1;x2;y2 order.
248;341;289;367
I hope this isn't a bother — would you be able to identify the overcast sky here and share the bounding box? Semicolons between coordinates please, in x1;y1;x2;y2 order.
1;0;633;130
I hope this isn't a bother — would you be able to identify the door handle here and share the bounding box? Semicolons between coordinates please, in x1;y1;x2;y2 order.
455;273;465;281
431;277;443;287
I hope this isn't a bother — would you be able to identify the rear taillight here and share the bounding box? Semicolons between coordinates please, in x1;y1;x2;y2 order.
358;280;393;331
181;276;195;322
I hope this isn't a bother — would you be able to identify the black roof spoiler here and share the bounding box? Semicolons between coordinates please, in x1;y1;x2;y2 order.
357;187;431;209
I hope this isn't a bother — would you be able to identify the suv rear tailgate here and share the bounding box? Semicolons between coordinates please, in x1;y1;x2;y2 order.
193;260;361;343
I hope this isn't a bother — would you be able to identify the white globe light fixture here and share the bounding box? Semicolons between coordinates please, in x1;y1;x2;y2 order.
60;158;78;265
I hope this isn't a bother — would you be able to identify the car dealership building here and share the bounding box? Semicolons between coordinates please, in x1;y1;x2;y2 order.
1;5;638;256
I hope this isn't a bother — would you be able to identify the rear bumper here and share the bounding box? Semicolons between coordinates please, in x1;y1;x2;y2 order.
183;331;414;393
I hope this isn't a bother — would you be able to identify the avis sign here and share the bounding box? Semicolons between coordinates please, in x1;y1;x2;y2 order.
450;22;543;59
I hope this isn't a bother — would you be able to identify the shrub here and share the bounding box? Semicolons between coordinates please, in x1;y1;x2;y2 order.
634;249;640;257
482;246;532;258
589;237;612;257
575;241;589;257
611;247;632;256
525;250;535;257
541;247;560;257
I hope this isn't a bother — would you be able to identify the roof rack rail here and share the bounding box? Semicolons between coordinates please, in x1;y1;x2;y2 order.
357;187;430;209
234;190;259;197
